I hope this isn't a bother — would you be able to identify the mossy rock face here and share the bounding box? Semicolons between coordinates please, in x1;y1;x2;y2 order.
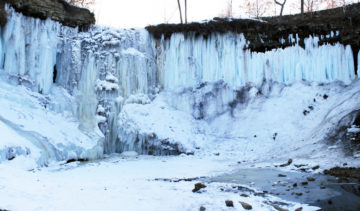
3;0;95;30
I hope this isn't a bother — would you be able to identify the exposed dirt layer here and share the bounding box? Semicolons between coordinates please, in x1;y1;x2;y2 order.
146;3;360;66
3;0;95;29
0;1;7;27
324;167;360;181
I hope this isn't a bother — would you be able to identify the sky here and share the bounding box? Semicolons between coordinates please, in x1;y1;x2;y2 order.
93;0;230;28
92;0;358;28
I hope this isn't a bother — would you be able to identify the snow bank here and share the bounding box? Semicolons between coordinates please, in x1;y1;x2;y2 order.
0;80;104;167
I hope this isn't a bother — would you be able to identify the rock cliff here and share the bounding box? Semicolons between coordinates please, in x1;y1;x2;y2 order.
1;0;95;29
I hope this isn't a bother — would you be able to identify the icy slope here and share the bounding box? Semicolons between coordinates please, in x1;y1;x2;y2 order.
119;81;360;167
0;80;103;167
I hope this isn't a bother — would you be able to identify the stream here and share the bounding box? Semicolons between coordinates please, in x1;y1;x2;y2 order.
206;168;360;210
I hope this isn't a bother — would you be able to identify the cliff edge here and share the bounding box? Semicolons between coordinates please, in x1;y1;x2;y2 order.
0;0;95;29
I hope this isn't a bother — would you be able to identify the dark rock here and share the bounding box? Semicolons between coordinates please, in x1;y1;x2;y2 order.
192;183;206;192
280;159;293;167
214;153;220;156
239;201;252;210
295;207;303;211
323;94;329;100
307;176;316;182
320;186;326;189
273;133;278;140
4;0;95;29
300;168;308;172
66;158;88;164
295;164;307;168
199;206;206;211
296;192;303;196
343;163;348;166
324;167;360;181
312;165;320;170
272;205;289;211
278;174;287;177
293;183;297;187
301;182;308;185
225;200;234;207
240;193;249;197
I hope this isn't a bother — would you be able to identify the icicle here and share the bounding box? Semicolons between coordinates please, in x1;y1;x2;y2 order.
358;50;360;77
161;33;356;90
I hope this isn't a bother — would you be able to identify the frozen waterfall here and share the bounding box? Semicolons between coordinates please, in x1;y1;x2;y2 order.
0;4;359;158
159;33;356;90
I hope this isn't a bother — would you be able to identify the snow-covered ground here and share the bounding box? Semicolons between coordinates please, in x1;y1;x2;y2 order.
0;77;359;210
0;153;319;211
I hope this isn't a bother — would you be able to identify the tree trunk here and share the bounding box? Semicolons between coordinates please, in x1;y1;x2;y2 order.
274;0;286;17
185;0;187;24
301;0;304;14
177;0;183;24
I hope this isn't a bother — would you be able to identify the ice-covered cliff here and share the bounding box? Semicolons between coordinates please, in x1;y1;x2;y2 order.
0;3;360;166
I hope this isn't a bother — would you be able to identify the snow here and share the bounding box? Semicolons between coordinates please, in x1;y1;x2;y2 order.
0;155;319;211
347;126;360;133
0;79;104;167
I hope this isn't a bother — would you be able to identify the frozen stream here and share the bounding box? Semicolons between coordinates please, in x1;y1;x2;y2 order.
207;168;360;210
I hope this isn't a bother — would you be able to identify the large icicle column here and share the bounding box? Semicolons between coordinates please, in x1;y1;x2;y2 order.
0;6;77;94
158;33;356;90
0;5;104;167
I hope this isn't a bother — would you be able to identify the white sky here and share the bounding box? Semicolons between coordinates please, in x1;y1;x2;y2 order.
92;0;358;28
94;0;230;28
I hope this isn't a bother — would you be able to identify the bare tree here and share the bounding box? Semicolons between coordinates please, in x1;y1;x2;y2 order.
177;0;183;24
241;0;272;18
325;0;344;8
185;0;188;23
274;0;287;16
227;0;233;17
217;0;233;18
301;0;304;15
68;0;95;7
177;0;189;24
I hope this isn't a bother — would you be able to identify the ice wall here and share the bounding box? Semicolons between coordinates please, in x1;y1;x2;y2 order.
0;6;77;94
159;33;356;90
358;50;360;76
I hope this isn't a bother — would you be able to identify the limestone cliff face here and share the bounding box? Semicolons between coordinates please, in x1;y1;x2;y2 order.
1;0;95;29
